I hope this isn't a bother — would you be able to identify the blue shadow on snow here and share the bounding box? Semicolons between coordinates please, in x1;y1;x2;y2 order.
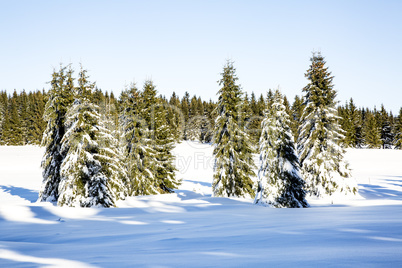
0;186;38;202
359;183;402;200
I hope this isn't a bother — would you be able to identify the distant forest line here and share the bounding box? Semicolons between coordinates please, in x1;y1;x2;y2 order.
0;85;401;149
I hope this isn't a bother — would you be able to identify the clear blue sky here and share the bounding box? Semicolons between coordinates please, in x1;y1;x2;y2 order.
1;0;401;112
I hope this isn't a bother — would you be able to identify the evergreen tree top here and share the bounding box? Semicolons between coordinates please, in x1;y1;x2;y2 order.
216;61;243;117
218;61;240;89
142;80;157;103
303;52;337;108
77;66;95;99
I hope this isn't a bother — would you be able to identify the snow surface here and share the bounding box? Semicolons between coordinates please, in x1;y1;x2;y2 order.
1;143;402;267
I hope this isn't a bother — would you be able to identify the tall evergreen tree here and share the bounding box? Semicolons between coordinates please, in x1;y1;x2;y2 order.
255;90;308;208
297;52;357;197
142;80;180;193
212;61;255;198
153;98;180;193
39;65;75;202
120;82;156;195
57;67;127;207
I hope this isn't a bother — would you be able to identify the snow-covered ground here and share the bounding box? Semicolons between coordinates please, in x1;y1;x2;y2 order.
1;142;402;267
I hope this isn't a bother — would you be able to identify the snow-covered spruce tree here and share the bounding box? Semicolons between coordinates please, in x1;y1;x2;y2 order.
143;80;180;193
153;101;180;193
120;82;157;195
297;52;357;197
57;67;127;207
38;65;74;202
212;61;255;198
255;90;308;208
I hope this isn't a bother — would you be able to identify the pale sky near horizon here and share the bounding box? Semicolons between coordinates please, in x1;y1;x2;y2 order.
1;0;401;113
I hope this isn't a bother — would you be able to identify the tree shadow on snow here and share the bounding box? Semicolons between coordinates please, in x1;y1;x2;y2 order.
0;186;38;202
359;184;402;200
175;189;254;209
184;180;211;187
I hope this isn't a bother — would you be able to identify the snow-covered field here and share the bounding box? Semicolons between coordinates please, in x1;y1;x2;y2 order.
1;142;402;267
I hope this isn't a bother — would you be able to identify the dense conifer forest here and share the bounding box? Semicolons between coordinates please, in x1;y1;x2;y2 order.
0;55;400;207
1;76;400;149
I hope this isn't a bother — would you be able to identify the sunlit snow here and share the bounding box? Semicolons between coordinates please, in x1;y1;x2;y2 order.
1;142;402;267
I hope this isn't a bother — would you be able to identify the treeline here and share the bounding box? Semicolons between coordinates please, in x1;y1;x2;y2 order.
0;90;47;145
338;100;402;149
3;53;389;207
0;80;401;150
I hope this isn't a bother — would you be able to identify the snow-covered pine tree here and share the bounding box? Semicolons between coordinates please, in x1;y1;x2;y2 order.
255;90;308;208
297;52;357;197
57;67;127;207
212;61;255;198
38;65;75;202
120;82;157;196
142;80;180;193
153;100;180;193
